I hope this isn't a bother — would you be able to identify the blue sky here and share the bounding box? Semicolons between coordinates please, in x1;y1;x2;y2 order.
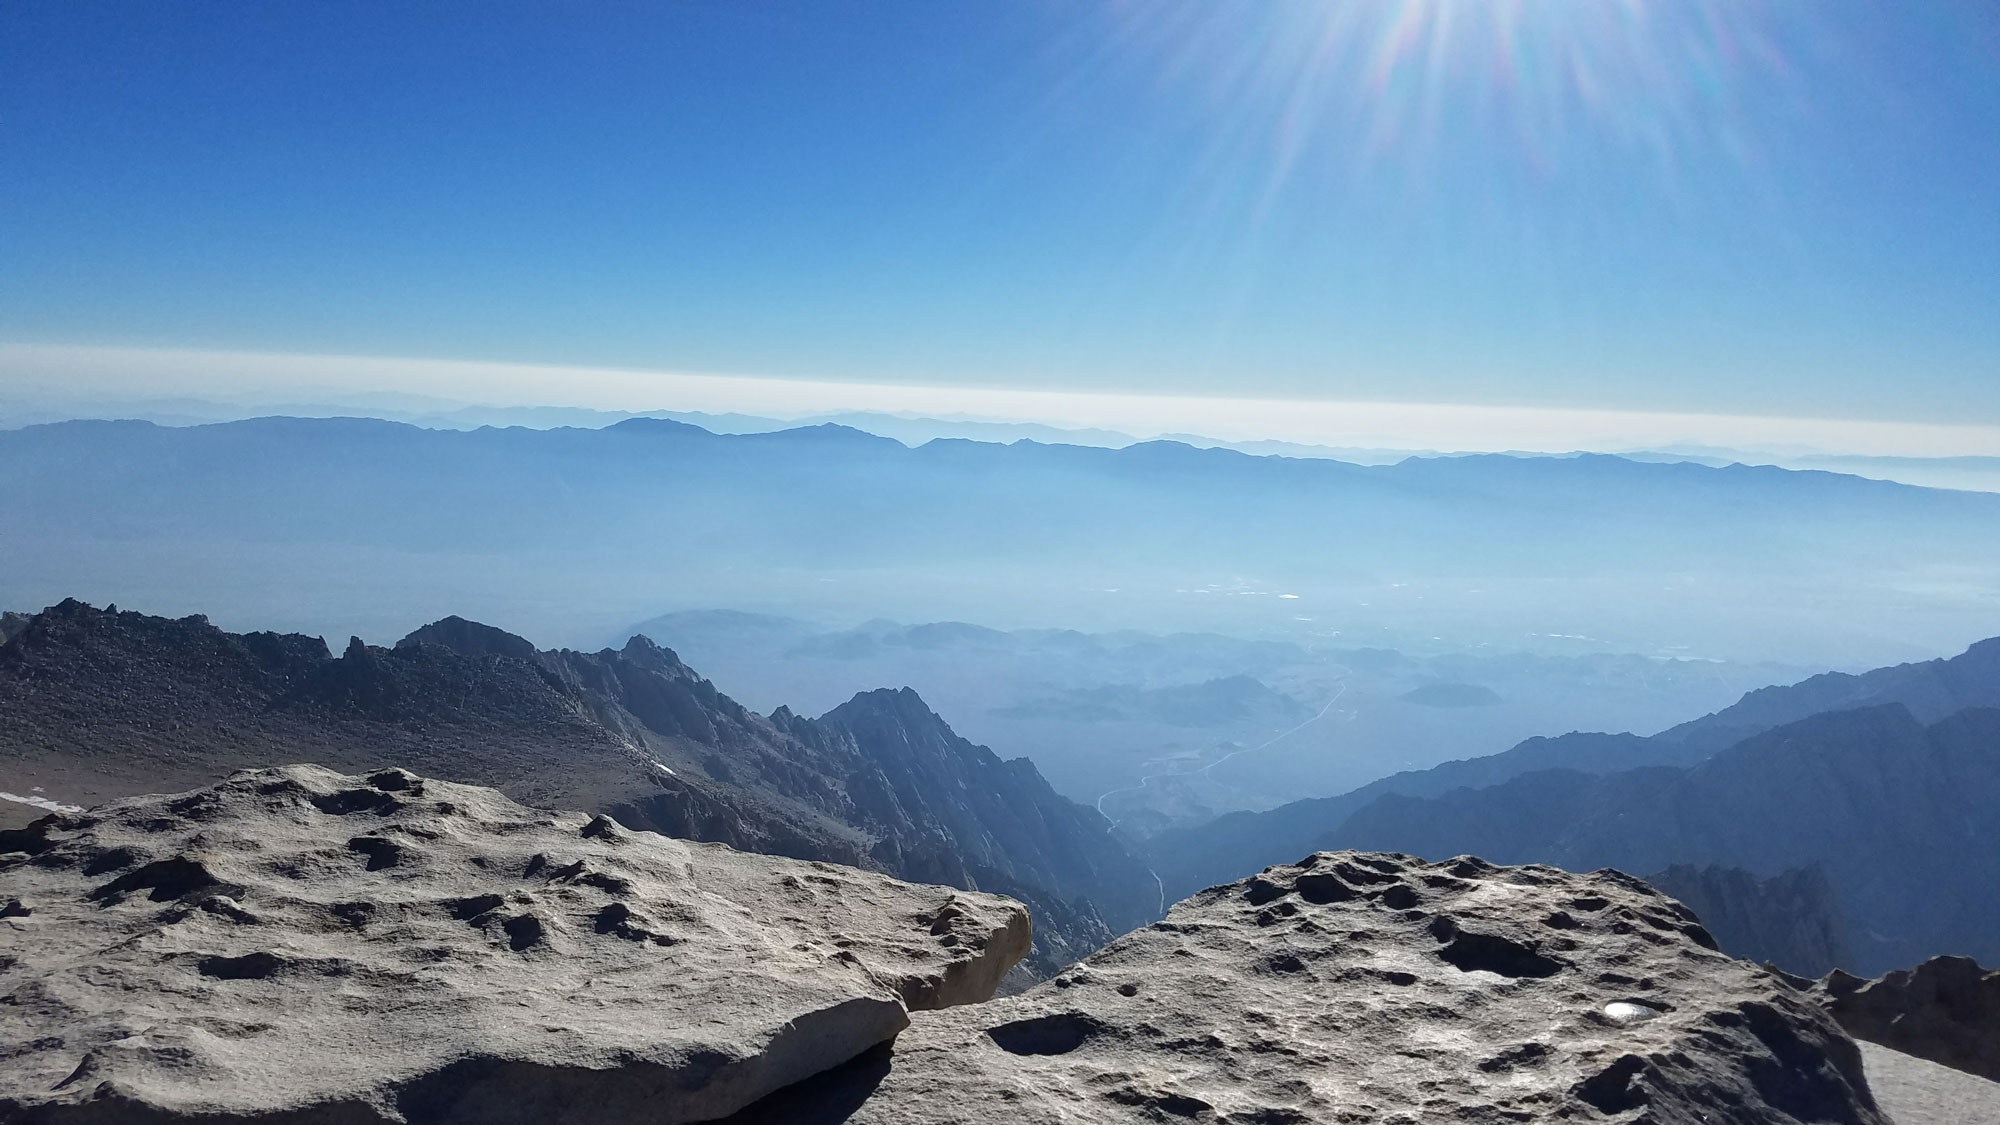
4;1;1999;428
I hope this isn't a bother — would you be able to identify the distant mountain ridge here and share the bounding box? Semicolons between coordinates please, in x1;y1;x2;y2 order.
1657;636;2000;752
1148;633;2000;906
3;415;1995;664
1320;704;2000;974
0;600;1159;972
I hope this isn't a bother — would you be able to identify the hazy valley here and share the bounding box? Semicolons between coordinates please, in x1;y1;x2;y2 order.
12;4;2000;1113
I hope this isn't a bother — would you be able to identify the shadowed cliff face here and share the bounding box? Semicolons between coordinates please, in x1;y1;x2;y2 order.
0;600;1153;973
1647;864;1854;978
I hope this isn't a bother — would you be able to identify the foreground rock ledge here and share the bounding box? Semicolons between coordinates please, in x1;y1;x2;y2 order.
779;852;1886;1125
0;765;1031;1124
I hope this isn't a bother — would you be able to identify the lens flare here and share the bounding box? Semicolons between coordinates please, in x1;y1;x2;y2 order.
1094;0;1828;195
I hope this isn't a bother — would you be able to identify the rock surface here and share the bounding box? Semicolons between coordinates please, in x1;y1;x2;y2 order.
1855;1042;2000;1125
748;851;1887;1124
0;766;1030;1124
1819;957;2000;1082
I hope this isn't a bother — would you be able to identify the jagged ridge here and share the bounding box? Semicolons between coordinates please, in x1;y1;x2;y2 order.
0;600;1157;973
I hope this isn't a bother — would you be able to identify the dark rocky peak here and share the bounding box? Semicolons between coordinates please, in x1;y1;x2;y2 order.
1819;956;2000;1082
238;630;335;668
395;615;539;662
827;685;934;720
613;632;696;679
0;599;329;685
818;687;969;752
293;633;582;730
0;611;29;645
525;636;760;749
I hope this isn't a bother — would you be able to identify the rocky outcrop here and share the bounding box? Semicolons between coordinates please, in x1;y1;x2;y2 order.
0;600;1147;973
1146;732;1688;907
1647;863;1853;978
739;852;1887;1124
396;614;541;662
803;688;1159;937
0;766;1030;1123
1819;957;2000;1082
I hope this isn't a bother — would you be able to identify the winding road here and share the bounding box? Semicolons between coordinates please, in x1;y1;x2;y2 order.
1096;675;1352;917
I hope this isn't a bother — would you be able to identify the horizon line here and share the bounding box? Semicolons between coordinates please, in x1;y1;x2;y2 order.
7;342;2000;460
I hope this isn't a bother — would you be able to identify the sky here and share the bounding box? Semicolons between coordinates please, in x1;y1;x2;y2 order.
4;1;2000;441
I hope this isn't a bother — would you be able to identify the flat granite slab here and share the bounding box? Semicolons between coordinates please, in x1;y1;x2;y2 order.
1858;1041;2000;1125
0;765;1030;1124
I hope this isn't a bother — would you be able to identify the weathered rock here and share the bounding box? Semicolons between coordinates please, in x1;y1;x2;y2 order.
773;852;1887;1124
1820;956;2000;1082
0;766;1030;1124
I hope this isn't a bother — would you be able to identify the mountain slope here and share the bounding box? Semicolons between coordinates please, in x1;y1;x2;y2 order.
0;600;1157;970
1148;634;2000;904
1658;637;2000;753
1318;705;2000;974
1147;731;1675;903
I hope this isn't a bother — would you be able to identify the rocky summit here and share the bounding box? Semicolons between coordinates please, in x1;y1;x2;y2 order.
0;600;1154;974
763;852;1887;1125
0;766;1030;1124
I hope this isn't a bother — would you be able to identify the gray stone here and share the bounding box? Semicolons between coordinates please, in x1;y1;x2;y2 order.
809;852;1887;1124
1856;1042;2000;1125
0;766;1030;1123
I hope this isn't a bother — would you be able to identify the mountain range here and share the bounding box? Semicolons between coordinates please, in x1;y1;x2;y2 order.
1148;637;2000;975
4;416;1998;666
622;609;1805;831
10;594;2000;983
0;600;1157;973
